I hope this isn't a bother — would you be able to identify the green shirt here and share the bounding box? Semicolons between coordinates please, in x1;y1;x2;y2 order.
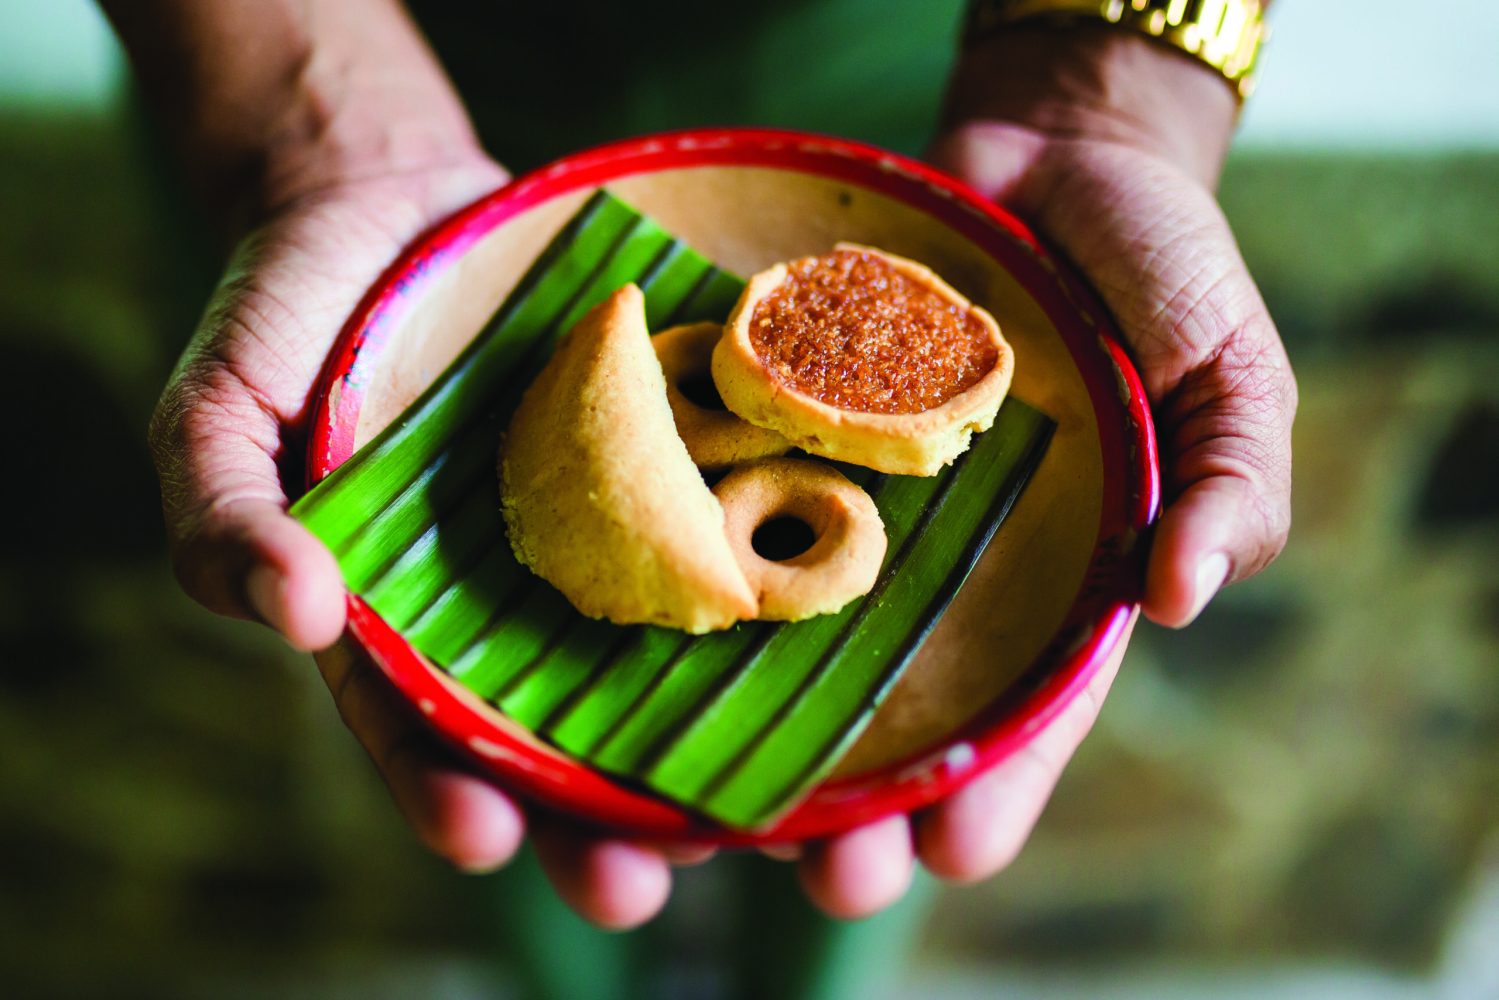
411;0;966;171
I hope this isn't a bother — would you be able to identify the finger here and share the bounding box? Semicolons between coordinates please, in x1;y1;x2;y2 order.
1008;142;1294;623
915;621;1129;882
796;813;914;920
1144;477;1256;627
151;161;516;650
184;495;348;651
1141;330;1296;625
531;818;673;930
316;643;526;871
152;360;347;651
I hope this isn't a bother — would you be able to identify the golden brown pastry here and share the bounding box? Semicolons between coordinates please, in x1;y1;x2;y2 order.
712;243;1014;477
652;322;792;470
500;285;758;633
713;458;886;621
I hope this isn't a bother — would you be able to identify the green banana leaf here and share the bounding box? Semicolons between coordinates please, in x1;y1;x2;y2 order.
293;190;1055;829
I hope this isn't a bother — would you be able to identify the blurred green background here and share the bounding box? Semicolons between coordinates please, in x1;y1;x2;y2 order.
2;1;1497;997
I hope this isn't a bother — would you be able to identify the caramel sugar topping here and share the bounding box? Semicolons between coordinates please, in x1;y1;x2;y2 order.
748;249;998;415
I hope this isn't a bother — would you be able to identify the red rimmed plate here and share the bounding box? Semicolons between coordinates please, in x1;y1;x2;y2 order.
306;128;1159;845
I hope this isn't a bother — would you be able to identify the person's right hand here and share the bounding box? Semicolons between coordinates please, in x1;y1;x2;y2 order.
148;155;714;928
112;0;724;931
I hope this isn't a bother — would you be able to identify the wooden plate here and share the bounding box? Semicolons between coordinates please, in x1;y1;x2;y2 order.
306;128;1159;844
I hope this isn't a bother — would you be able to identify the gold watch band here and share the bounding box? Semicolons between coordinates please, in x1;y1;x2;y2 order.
964;0;1268;99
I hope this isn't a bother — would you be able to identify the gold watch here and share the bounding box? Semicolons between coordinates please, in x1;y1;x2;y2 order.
964;0;1268;99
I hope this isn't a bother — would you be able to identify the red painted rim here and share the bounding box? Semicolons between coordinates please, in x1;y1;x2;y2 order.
304;127;1160;844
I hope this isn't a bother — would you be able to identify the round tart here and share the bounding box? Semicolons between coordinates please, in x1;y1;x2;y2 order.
712;243;1014;476
500;285;758;633
713;458;886;621
652;322;791;470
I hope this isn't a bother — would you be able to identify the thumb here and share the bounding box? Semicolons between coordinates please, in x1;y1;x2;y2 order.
1018;143;1296;627
151;360;346;652
1135;323;1296;626
176;497;348;652
935;125;1296;627
146;161;514;652
1144;477;1267;627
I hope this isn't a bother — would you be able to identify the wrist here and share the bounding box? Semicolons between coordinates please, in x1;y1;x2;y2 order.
105;0;494;237
248;83;492;224
942;22;1239;187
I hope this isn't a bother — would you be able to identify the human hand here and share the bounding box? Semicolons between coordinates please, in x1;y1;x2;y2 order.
149;158;723;928
785;25;1296;919
117;0;729;930
931;122;1296;626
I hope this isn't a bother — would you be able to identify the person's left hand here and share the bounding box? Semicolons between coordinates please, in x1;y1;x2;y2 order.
787;30;1295;919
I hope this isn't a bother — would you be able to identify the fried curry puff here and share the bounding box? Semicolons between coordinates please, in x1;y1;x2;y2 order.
499;285;758;633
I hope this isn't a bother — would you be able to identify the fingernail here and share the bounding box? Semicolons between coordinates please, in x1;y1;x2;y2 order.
1184;552;1230;626
246;564;284;633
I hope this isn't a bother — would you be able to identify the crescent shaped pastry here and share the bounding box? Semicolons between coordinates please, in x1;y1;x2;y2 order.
712;243;1014;476
652;322;791;470
500;285;759;633
713;458;886;622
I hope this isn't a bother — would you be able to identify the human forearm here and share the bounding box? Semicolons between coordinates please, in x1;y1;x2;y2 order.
99;0;486;232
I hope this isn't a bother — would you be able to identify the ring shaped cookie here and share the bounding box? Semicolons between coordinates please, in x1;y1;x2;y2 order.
713;458;887;621
652;323;790;470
